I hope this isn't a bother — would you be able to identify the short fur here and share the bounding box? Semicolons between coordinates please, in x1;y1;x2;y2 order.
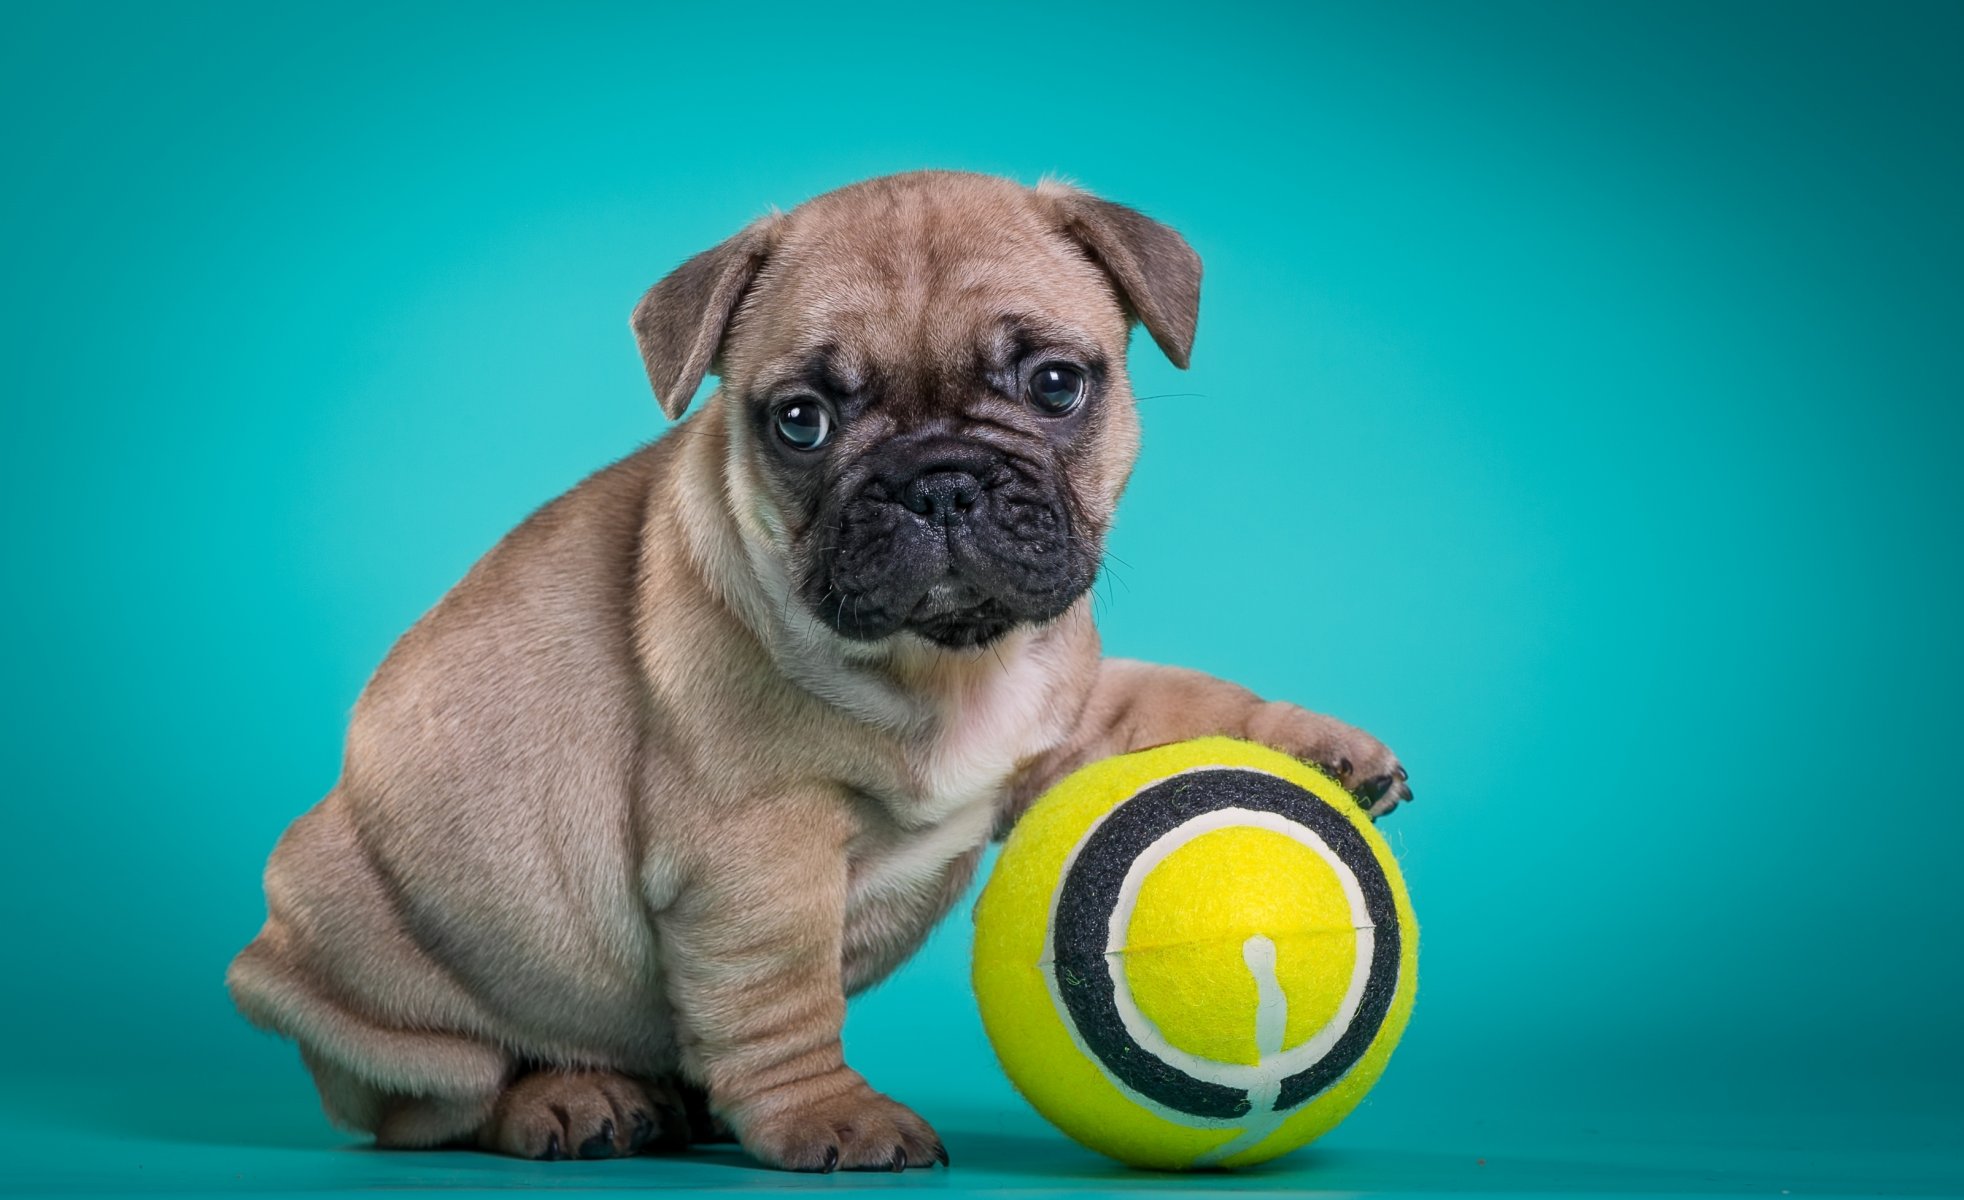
229;170;1410;1171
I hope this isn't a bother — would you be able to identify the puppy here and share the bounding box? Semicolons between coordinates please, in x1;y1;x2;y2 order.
228;170;1410;1171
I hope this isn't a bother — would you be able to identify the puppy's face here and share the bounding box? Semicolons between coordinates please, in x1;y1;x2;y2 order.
634;172;1200;649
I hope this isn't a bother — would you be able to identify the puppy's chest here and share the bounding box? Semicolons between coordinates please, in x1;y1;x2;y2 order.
845;669;1057;905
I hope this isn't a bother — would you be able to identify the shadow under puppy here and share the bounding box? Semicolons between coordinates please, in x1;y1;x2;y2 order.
228;170;1411;1172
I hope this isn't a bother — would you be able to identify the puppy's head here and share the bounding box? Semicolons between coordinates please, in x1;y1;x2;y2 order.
633;171;1199;650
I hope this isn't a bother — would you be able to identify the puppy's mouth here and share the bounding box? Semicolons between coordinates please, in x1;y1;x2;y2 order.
904;580;1018;649
802;464;1099;649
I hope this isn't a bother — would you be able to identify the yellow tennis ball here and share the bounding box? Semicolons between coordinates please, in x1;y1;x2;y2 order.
971;737;1418;1170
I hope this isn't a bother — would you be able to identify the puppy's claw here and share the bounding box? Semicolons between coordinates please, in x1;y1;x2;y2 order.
933;1142;950;1167
1247;702;1409;821
737;1079;940;1171
481;1068;676;1161
578;1119;616;1159
1364;780;1413;820
627;1111;655;1152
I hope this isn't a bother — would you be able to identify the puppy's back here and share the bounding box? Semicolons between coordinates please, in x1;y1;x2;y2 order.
231;429;693;1102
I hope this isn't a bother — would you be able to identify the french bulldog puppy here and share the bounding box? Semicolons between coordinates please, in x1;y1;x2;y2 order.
228;170;1409;1172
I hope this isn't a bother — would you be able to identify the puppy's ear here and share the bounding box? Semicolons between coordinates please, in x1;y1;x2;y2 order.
1042;185;1202;369
631;216;780;419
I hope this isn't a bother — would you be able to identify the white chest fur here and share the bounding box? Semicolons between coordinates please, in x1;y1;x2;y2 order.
846;631;1070;907
846;799;996;912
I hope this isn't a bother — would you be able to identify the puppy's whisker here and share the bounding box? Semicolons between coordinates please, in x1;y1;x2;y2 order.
812;585;842;631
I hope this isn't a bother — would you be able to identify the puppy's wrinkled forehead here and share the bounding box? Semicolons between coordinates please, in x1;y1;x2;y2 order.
725;177;1129;394
630;169;1196;424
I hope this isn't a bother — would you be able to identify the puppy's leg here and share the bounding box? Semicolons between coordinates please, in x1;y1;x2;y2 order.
477;1070;690;1160
656;806;944;1172
230;932;510;1147
377;1091;502;1150
288;1046;499;1149
1011;657;1412;826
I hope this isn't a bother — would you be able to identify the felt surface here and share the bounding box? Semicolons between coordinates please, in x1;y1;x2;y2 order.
1127;827;1356;1064
971;739;1418;1169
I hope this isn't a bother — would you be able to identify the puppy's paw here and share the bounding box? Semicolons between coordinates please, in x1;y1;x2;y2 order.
734;1073;946;1172
1246;702;1412;819
480;1069;688;1160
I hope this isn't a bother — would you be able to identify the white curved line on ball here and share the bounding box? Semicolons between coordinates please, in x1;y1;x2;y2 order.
1035;766;1381;1137
1101;806;1376;1093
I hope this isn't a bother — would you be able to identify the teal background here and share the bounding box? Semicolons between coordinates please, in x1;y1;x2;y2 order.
4;2;1960;1196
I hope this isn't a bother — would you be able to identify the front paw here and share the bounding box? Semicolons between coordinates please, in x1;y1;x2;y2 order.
732;1072;945;1172
1245;703;1412;819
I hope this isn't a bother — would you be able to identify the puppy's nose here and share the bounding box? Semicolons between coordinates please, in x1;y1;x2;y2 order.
900;470;982;526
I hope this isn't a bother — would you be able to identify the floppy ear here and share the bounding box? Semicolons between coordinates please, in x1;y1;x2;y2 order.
1045;186;1202;369
631;217;779;419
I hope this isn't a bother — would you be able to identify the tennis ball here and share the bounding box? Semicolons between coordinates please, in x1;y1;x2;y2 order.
971;737;1417;1170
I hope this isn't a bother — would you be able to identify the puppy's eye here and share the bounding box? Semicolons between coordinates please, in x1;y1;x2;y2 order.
1029;363;1086;414
773;401;832;451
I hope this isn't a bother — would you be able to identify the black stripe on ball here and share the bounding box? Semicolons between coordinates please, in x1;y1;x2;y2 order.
1049;767;1401;1121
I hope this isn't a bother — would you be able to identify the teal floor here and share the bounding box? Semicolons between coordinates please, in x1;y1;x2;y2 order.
6;1072;1958;1198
